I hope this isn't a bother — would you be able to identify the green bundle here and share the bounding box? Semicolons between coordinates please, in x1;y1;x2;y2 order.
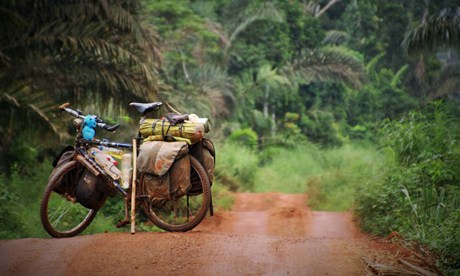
139;119;204;145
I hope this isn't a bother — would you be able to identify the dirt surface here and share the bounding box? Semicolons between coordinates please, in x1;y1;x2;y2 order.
0;193;402;275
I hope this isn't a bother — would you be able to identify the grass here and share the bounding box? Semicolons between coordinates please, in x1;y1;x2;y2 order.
8;162;53;238
250;143;385;211
211;183;234;211
253;144;322;193
308;144;389;211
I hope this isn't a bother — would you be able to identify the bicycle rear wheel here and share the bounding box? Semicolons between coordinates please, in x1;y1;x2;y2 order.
140;155;211;232
40;160;98;238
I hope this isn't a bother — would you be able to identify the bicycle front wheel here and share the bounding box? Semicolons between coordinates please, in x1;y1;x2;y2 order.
141;155;211;232
40;160;98;238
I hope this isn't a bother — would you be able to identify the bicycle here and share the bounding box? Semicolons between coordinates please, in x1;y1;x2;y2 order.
40;102;214;238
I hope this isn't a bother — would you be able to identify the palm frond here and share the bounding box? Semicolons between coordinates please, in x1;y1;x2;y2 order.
226;2;283;54
191;64;235;118
1;3;161;96
256;64;291;88
2;33;160;100
250;109;272;131
322;30;349;46
0;5;28;45
366;52;386;73
403;7;460;54
391;65;409;88
288;46;366;90
235;64;291;99
0;87;61;143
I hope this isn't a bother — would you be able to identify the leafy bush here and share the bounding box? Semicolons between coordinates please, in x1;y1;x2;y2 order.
0;173;24;239
253;142;384;212
211;182;234;211
354;103;460;273
299;110;343;147
254;143;322;193
227;128;258;147
433;209;460;272
380;103;460;186
308;144;386;211
215;142;259;191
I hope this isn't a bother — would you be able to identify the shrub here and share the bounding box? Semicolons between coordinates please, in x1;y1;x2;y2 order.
0;173;24;239
227;128;258;148
253;143;322;194
354;103;460;273
215;142;259;191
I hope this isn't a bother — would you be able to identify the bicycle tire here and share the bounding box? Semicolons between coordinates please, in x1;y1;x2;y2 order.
140;155;211;232
40;160;99;238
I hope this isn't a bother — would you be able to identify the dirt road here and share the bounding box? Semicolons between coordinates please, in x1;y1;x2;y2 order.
0;193;398;275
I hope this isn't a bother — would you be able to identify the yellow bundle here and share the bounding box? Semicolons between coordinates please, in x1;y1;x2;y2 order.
139;119;204;145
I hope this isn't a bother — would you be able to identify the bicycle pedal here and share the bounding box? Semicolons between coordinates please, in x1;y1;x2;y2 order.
115;219;129;228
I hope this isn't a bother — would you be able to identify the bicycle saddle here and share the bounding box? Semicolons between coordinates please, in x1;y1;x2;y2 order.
129;102;163;115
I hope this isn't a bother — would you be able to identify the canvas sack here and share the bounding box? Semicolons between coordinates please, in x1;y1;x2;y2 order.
137;141;191;205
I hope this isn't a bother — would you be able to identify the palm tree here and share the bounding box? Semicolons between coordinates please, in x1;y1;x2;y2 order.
402;7;460;54
234;64;291;137
164;64;235;120
0;0;162;172
234;45;366;140
1;0;162;105
402;7;460;99
150;1;283;121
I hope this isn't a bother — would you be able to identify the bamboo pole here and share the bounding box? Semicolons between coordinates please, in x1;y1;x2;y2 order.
130;138;137;234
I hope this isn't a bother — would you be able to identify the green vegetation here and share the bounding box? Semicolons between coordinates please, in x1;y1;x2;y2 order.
1;0;459;273
214;142;259;191
355;104;460;273
215;141;386;212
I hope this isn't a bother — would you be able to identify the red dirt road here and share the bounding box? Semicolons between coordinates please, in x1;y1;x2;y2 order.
0;193;397;275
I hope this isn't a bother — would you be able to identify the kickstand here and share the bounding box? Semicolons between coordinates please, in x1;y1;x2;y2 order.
209;192;214;216
116;197;130;228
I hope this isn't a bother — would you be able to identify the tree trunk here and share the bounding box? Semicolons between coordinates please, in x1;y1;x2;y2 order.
263;84;269;119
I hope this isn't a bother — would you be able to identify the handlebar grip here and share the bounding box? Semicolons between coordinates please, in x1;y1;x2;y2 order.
99;123;120;132
59;103;82;118
59;103;70;110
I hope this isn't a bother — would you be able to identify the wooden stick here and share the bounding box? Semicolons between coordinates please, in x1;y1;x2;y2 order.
130;138;137;234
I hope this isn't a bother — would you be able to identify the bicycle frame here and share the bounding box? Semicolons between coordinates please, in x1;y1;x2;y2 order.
74;138;137;197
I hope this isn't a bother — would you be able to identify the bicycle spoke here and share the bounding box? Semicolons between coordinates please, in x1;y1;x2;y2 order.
41;161;98;237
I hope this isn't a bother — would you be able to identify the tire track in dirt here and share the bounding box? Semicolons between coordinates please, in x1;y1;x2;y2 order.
196;192;363;238
192;192;370;275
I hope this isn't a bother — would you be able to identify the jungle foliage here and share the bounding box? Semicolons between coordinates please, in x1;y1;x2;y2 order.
1;0;460;273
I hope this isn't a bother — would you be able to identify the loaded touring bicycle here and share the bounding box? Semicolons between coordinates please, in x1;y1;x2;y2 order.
40;102;215;238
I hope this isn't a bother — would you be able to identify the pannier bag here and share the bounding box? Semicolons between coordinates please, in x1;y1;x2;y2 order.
51;146;77;195
137;141;191;206
75;169;107;210
189;138;215;194
74;160;119;209
139;118;204;145
74;162;118;209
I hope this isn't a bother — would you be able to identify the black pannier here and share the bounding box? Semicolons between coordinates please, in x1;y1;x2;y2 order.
51;146;77;196
75;169;106;210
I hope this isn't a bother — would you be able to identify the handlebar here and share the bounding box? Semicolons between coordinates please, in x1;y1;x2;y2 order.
59;103;120;132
